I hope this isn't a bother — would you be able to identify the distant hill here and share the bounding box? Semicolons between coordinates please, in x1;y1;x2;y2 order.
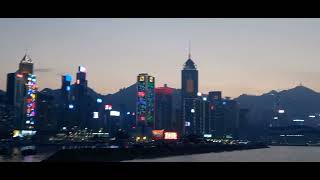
103;83;137;111
40;85;104;106
235;85;320;127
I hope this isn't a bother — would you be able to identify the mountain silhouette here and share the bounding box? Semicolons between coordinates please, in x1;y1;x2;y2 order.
236;85;320;128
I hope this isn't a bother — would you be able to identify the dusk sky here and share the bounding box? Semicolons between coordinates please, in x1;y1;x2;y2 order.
1;18;320;98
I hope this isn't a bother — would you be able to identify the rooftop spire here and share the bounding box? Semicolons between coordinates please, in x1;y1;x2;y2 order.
188;40;191;59
21;51;33;64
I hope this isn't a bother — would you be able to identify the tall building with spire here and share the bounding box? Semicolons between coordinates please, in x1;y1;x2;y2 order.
181;47;201;136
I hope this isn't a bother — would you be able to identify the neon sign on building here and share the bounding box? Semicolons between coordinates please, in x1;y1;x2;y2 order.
25;74;37;130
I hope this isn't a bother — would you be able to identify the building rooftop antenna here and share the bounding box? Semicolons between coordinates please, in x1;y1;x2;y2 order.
188;40;191;59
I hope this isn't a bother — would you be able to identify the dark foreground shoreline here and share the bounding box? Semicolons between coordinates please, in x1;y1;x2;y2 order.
43;143;268;162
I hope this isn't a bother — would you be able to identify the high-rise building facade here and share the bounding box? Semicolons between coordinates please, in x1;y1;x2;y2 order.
181;53;199;136
23;73;37;131
36;91;56;133
73;66;94;129
239;108;250;139
200;95;210;135
75;66;88;99
155;84;174;130
61;74;72;104
223;98;240;139
136;73;155;136
183;97;202;135
208;91;224;138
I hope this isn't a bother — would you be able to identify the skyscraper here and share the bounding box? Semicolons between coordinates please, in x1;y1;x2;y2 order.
223;98;240;139
6;54;38;136
36;91;56;134
136;73;155;137
73;66;92;129
75;66;88;99
61;74;72;104
181;52;200;136
155;84;174;131
208;91;224;138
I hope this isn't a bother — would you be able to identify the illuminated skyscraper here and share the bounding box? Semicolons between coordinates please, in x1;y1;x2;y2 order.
136;73;155;136
181;51;200;136
6;54;38;136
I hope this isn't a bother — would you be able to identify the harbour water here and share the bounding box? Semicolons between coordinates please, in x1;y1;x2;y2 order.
0;146;57;162
2;146;320;162
125;146;320;162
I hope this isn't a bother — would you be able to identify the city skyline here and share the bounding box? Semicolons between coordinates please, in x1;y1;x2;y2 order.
2;18;320;97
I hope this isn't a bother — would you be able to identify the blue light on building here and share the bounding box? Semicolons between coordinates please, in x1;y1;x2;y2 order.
69;104;74;109
97;98;102;103
66;86;71;91
65;74;72;82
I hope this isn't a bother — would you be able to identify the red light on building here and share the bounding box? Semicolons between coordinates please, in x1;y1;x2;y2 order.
76;80;80;84
155;87;174;95
210;105;215;110
105;104;112;110
139;116;145;121
138;91;145;97
16;74;23;78
164;132;178;140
